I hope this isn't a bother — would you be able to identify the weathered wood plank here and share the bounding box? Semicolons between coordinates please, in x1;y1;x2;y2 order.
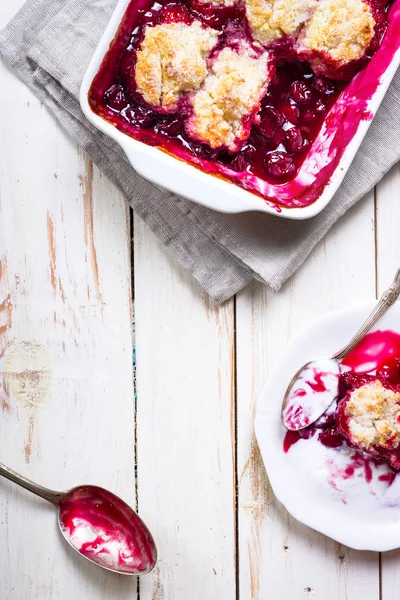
0;33;136;598
134;217;237;600
375;164;400;600
236;194;380;600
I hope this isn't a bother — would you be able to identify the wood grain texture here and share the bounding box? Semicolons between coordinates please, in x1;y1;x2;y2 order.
375;163;400;600
134;217;237;600
0;36;136;599
236;194;380;600
2;0;399;597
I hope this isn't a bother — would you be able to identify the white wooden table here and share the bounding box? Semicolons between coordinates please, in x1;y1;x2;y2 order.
1;2;400;598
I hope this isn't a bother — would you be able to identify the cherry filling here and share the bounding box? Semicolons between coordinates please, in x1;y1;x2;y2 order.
284;374;400;464
88;0;392;206
306;0;389;81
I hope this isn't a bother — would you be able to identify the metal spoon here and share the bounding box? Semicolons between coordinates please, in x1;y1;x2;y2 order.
0;462;157;575
282;267;400;431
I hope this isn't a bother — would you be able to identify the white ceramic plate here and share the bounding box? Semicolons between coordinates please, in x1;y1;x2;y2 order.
255;301;400;551
80;0;400;219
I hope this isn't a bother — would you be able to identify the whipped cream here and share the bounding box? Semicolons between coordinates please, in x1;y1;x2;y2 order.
283;358;340;429
287;433;400;516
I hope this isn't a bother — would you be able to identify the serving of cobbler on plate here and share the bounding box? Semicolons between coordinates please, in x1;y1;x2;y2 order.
284;329;400;479
255;303;400;551
88;0;398;208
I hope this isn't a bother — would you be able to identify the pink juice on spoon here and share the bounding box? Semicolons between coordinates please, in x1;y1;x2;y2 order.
282;358;340;430
59;486;157;574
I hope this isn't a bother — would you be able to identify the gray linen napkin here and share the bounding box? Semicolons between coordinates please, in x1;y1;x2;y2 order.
1;0;399;303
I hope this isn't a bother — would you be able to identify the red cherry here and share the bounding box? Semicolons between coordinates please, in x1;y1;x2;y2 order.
266;107;285;127
281;101;300;123
156;117;182;136
190;141;219;162
242;143;256;160
258;107;285;138
230;154;248;172
318;429;343;448
124;106;153;127
162;4;191;23
104;85;128;112
264;151;296;179
290;80;313;104
284;127;309;154
189;1;228;28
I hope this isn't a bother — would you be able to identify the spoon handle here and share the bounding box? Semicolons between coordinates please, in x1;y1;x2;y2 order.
333;267;400;361
0;462;62;506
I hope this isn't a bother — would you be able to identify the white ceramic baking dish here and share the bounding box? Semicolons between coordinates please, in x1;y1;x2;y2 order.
80;0;400;219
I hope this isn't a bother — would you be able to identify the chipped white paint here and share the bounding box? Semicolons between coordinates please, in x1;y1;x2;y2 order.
1;0;398;598
4;341;51;408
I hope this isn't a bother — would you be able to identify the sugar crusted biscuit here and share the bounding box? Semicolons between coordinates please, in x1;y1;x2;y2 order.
246;0;318;45
135;22;219;108
298;0;376;67
342;380;400;450
186;44;270;151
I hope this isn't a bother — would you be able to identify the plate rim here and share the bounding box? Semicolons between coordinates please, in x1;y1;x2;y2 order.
254;299;400;552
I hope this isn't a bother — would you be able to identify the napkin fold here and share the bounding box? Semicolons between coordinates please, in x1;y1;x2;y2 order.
1;0;400;302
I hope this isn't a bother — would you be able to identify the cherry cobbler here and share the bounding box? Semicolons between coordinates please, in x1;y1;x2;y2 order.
284;331;400;478
89;0;392;206
337;376;400;469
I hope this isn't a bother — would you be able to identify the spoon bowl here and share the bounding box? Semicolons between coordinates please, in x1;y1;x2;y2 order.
58;485;157;575
281;357;340;430
0;463;157;576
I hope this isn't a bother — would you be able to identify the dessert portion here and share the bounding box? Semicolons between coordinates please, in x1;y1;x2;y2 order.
246;0;377;78
283;330;400;477
187;44;271;151
88;0;392;207
297;0;376;77
246;0;318;45
135;21;219;108
337;377;400;469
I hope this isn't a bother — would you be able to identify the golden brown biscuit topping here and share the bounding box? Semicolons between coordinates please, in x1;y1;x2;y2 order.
186;45;270;151
344;380;400;450
135;22;219;108
298;0;376;66
246;0;318;44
